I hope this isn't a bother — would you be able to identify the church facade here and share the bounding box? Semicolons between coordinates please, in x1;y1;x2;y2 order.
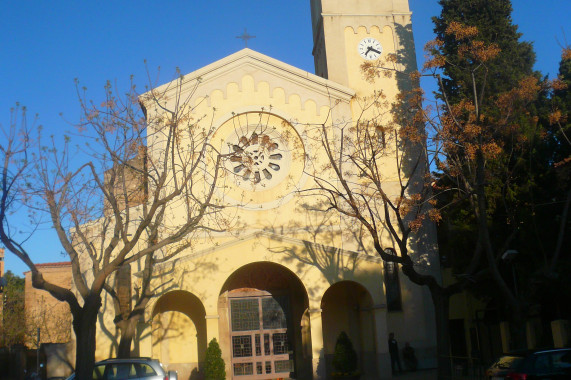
89;1;439;379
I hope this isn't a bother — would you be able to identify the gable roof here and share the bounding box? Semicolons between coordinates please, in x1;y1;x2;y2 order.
140;48;355;108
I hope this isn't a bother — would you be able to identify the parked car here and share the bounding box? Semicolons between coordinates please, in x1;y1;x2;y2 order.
65;357;178;380
486;348;571;379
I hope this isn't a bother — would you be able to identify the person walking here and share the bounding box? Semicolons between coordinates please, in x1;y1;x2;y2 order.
388;332;402;374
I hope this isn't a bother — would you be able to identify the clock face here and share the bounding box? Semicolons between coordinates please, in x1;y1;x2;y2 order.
358;38;383;60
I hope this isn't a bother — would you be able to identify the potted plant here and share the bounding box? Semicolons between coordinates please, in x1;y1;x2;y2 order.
204;338;226;380
331;331;360;379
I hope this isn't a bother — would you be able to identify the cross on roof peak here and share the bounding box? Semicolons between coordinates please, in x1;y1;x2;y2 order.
236;28;256;48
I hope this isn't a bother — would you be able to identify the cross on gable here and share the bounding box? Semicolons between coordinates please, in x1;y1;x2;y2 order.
236;28;256;48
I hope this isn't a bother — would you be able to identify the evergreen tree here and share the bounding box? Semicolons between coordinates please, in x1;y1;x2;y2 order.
204;338;226;380
527;47;571;322
549;48;571;165
427;0;544;350
331;331;358;375
432;0;540;286
433;0;535;106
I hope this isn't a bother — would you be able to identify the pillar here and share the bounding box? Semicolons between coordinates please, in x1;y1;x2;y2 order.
205;314;220;344
526;318;541;349
309;308;325;380
551;320;571;348
500;321;511;352
372;305;391;379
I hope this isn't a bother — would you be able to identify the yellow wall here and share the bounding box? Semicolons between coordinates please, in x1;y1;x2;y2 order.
85;18;438;377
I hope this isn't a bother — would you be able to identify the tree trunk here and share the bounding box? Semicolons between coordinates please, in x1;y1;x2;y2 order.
117;316;139;358
116;292;150;358
400;262;455;379
72;295;101;379
430;289;452;380
510;304;527;350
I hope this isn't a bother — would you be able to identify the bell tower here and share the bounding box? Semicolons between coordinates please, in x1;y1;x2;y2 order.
310;0;417;98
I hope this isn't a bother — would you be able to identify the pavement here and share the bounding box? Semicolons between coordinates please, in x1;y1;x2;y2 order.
393;369;438;380
383;368;486;380
360;369;439;380
393;369;438;379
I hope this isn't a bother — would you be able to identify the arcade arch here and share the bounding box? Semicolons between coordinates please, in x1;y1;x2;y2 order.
218;262;311;379
321;281;377;377
151;290;207;376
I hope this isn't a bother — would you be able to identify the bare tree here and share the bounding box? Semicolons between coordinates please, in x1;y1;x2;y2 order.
304;85;458;376
304;21;546;376
1;71;227;378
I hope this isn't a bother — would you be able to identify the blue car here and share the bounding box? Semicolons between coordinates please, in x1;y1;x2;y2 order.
486;348;571;379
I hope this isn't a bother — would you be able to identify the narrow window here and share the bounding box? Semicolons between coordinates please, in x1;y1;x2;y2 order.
383;260;402;311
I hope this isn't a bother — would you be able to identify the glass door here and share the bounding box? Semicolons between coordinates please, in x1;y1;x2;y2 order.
230;295;294;379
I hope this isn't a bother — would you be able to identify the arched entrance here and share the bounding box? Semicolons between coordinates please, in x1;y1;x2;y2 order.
321;281;376;377
219;262;310;379
151;290;207;378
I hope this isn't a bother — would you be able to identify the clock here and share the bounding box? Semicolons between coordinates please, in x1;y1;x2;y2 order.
358;38;383;60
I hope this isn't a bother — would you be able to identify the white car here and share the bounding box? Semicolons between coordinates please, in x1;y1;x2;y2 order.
66;357;178;380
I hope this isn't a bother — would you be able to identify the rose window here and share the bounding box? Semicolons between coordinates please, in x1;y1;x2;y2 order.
230;132;283;185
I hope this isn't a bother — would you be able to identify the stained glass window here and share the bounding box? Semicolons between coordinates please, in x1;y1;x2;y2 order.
233;363;254;376
273;332;289;355
275;360;293;373
231;299;260;331
232;335;253;358
262;296;288;329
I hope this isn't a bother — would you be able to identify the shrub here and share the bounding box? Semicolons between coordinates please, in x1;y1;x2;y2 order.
331;331;358;376
204;338;226;380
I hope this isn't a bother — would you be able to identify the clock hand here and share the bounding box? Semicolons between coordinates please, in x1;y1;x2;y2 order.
365;46;373;57
370;48;381;55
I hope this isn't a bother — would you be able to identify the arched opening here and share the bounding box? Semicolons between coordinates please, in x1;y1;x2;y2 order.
321;281;376;377
151;290;207;378
219;262;311;379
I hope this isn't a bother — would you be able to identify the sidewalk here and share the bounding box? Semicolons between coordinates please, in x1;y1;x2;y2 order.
384;368;485;380
361;369;438;380
395;369;438;379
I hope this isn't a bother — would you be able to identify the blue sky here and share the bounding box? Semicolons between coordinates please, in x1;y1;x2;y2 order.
1;0;569;276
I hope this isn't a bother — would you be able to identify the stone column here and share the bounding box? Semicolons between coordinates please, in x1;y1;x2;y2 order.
526;318;541;349
359;308;376;377
551;320;570;348
309;308;325;380
372;305;391;379
500;321;511;352
205;314;220;344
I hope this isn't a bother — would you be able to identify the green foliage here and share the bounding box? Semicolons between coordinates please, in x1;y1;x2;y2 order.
204;338;226;380
433;0;571;324
1;271;26;347
432;0;539;270
3;270;24;290
433;0;536;106
331;331;358;376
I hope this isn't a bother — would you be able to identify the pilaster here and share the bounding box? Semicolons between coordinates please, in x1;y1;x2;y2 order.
309;308;325;379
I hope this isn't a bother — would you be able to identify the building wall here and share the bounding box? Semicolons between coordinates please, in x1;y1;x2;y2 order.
80;1;440;377
24;263;72;346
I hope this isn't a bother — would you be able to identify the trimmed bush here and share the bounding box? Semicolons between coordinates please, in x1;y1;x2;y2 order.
331;331;358;376
204;338;226;380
